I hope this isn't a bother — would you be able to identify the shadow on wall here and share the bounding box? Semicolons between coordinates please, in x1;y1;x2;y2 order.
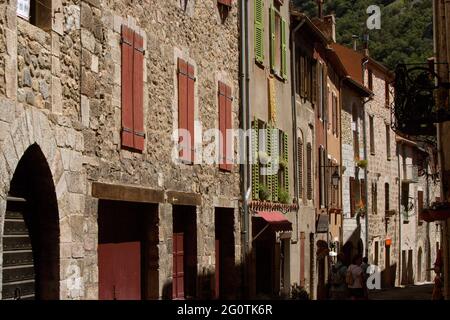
161;262;243;300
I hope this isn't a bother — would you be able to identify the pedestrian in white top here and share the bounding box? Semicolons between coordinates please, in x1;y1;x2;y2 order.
346;254;365;300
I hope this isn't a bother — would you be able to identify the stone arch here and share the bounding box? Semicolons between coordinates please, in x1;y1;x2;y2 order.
0;109;75;299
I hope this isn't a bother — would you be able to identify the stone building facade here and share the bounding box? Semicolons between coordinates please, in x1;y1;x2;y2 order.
1;0;241;300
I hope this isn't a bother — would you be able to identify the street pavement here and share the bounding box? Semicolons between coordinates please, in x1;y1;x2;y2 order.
368;283;434;300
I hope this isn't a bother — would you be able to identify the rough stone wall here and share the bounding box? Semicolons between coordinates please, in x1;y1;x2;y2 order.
364;66;400;285
83;0;241;299
341;85;366;251
1;0;241;300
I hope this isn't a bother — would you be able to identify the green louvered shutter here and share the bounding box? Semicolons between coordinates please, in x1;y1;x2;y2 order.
269;5;276;71
252;119;260;200
281;18;287;79
255;0;264;64
266;125;273;202
283;132;289;193
272;129;279;202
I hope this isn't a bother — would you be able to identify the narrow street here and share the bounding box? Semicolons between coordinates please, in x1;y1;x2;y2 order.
368;283;434;300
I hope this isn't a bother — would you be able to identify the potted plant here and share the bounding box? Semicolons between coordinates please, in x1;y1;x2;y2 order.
259;184;270;201
279;156;288;170
278;189;290;204
355;200;366;218
356;159;368;169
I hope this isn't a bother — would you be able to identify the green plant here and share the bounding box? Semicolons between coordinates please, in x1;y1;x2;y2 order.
278;189;290;204
290;283;310;300
279;156;288;170
357;159;368;169
259;184;270;201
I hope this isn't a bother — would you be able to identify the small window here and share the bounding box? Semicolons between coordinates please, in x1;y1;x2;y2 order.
17;0;52;31
368;69;373;90
217;0;232;21
306;143;313;200
385;80;390;108
385;183;390;212
372;182;378;215
369;116;375;155
386;124;391;160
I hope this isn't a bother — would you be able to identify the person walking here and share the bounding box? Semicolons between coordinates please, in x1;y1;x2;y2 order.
346;254;365;300
361;257;370;299
330;253;349;300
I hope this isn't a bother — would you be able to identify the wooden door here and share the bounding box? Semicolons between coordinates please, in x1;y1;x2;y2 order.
172;233;185;299
98;242;141;300
2;197;35;300
215;239;220;299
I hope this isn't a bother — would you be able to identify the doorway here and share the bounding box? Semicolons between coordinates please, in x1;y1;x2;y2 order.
2;144;60;300
98;200;159;300
417;247;423;283
214;208;235;299
172;205;197;299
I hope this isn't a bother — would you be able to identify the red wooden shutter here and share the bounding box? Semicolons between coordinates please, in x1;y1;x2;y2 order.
133;32;145;151
350;177;355;217
219;82;227;170
121;26;134;149
218;0;232;6
225;85;232;171
360;179;366;207
187;63;195;163
218;82;232;172
172;233;184;299
178;59;189;162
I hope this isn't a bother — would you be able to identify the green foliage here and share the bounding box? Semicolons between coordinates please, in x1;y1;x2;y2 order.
292;0;433;70
259;184;271;201
278;189;290;204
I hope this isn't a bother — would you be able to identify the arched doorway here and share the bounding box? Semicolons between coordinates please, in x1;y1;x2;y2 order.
343;242;353;266
316;240;329;300
417;247;423;283
2;144;60;300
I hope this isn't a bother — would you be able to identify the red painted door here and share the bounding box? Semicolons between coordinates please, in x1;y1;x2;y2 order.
215;239;220;299
98;242;141;300
173;233;184;299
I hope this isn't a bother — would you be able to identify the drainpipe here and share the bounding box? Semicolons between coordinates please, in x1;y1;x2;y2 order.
397;141;402;286
361;59;370;258
239;0;250;299
291;19;306;244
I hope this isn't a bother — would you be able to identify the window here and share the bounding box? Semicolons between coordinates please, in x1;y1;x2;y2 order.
278;130;289;197
297;135;304;199
371;182;378;215
254;0;264;64
297;53;315;102
319;146;326;208
177;57;196;162
318;63;324;119
269;4;287;78
368;69;373;90
352;104;359;159
121;25;145;152
17;0;52;31
218;82;233;172
385;80;390;108
386;124;391;160
369;116;375;155
349;177;356;217
374;241;379;266
385;183;390;212
332;94;338;136
306;143;312;200
418;190;424;224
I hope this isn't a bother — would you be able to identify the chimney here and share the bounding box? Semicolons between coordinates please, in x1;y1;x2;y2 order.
316;0;324;19
352;35;358;51
363;34;370;57
323;15;336;42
